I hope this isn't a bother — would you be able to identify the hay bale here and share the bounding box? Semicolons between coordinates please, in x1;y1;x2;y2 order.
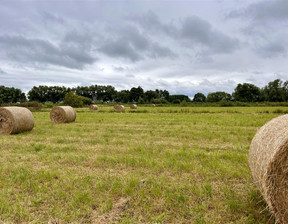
114;105;125;111
249;114;288;223
50;106;76;123
0;106;34;134
89;105;98;110
151;104;156;107
130;104;137;109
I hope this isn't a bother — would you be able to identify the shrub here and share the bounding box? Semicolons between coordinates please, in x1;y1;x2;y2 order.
19;101;43;111
63;92;84;108
79;96;92;105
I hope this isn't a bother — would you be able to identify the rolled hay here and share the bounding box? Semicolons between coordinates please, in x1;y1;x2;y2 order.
89;105;98;110
114;105;125;111
130;104;137;109
151;104;156;107
50;106;76;123
249;114;288;223
0;107;34;134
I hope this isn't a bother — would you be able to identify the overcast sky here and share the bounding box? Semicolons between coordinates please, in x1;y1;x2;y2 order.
0;0;288;97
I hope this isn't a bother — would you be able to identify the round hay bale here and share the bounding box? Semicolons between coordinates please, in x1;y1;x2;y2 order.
50;106;76;123
114;105;125;111
130;104;137;109
249;114;288;223
89;105;98;110
151;104;156;107
0;106;34;134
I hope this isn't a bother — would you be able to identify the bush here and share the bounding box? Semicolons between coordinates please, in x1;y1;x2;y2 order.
172;99;181;104
19;101;43;111
138;97;145;104
180;100;188;107
79;96;92;105
43;102;55;108
63;92;84;108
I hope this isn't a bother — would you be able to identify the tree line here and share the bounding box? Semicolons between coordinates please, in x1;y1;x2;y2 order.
1;79;288;104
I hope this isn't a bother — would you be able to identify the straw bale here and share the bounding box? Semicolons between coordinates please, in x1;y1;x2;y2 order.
151;104;156;107
130;104;137;109
114;105;125;111
50;106;76;123
249;114;288;223
0;106;34;134
89;105;98;110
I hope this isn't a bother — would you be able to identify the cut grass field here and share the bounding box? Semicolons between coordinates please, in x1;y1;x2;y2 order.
0;106;284;223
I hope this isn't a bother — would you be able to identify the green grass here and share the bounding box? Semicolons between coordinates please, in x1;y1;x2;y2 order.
0;106;281;223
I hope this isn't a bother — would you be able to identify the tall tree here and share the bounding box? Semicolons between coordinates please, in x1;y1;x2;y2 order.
129;86;144;102
193;92;206;102
261;79;286;102
0;86;26;103
233;83;260;102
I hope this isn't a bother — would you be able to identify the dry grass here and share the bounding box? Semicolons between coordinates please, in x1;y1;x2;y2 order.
50;106;76;123
0;106;34;134
250;114;288;223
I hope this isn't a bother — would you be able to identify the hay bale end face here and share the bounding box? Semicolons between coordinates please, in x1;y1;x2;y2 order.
130;104;137;109
89;105;98;110
114;105;125;111
0;106;34;134
249;114;288;223
50;106;76;123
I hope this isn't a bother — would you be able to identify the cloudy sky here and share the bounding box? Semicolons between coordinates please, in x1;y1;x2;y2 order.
0;0;288;97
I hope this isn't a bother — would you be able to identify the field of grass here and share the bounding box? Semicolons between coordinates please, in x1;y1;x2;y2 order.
0;106;285;223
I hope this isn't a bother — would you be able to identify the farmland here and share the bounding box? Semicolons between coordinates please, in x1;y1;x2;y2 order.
0;106;283;223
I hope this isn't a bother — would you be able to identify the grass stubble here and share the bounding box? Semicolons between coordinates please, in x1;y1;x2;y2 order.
0;107;282;223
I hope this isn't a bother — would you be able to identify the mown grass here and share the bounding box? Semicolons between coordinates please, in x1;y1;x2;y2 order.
0;106;282;223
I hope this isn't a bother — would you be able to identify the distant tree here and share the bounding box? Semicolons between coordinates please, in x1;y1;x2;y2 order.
28;85;68;103
129;86;144;102
261;79;286;102
144;90;158;102
206;92;231;102
169;95;190;103
0;86;26;103
193;92;206;102
233;83;260;102
155;89;170;101
115;90;130;103
138;97;145;104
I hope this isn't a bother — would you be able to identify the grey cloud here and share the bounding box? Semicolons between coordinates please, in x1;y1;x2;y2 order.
99;25;176;61
181;16;239;54
255;41;287;58
99;38;143;62
0;35;96;69
133;12;239;55
129;11;176;36
113;66;125;72
149;43;177;59
229;0;288;21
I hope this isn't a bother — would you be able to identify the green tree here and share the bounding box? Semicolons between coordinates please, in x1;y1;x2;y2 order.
144;90;158;102
193;92;206;102
63;92;84;108
129;86;144;102
28;86;68;103
169;95;190;103
0;86;26;103
206;92;231;102
115;90;130;103
261;79;286;102
233;83;260;102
